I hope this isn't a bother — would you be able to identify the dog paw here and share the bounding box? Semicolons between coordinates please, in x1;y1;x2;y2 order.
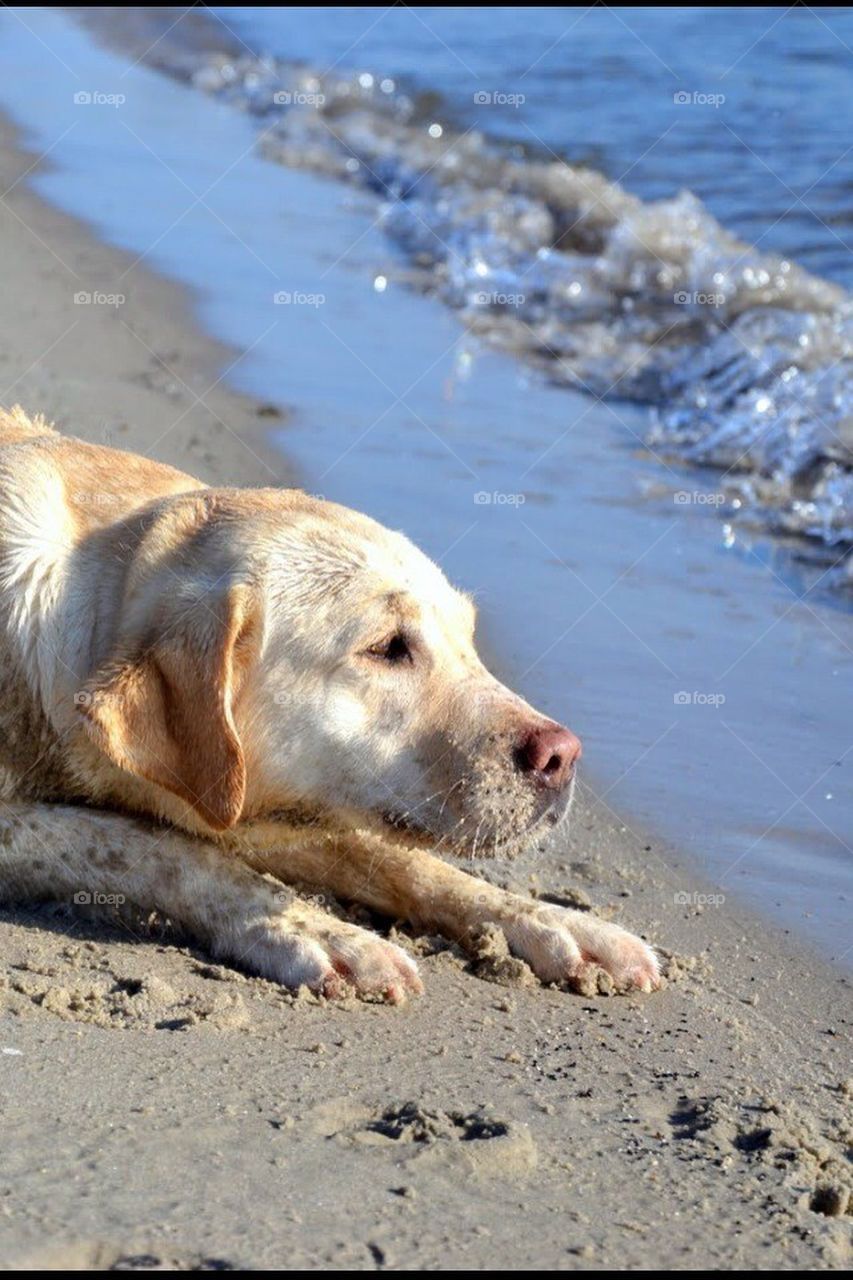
312;918;424;1004
497;901;660;994
240;912;423;1004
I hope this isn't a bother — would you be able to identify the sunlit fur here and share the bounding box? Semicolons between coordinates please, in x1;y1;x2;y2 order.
0;407;659;1000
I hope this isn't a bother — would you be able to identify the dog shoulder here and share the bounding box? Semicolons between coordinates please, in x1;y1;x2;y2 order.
0;410;203;763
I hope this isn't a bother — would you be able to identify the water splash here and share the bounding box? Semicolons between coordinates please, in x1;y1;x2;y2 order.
162;49;852;586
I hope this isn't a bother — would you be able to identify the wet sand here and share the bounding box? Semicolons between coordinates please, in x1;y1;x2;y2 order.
0;110;850;1271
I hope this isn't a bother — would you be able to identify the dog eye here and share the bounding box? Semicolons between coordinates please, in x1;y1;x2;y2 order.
365;632;412;665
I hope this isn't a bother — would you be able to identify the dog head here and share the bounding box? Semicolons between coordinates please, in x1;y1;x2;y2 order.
79;489;580;852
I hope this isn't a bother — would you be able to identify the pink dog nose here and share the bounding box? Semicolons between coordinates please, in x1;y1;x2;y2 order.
515;723;582;791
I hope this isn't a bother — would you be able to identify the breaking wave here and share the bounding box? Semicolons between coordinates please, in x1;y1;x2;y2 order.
160;47;852;584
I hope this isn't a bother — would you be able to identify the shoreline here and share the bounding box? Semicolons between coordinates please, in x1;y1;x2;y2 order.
0;101;850;1271
0;110;293;491
12;3;850;960
0;83;840;977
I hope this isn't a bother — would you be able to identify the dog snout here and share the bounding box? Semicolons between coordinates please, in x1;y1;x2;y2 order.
514;722;581;791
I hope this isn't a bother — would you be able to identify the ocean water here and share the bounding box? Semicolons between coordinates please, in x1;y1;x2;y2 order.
0;8;849;959
214;5;853;281
170;5;853;576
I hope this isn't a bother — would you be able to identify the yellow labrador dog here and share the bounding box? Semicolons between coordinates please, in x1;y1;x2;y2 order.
0;406;659;1002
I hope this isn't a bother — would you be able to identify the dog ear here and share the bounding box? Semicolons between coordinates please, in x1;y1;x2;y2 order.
78;584;258;831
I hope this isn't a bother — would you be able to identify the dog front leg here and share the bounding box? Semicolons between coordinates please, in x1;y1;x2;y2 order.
0;804;421;1001
237;822;660;993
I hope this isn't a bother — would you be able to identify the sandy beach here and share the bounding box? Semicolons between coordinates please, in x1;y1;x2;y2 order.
0;100;850;1271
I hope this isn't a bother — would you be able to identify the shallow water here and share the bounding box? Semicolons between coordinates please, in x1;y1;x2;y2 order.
150;5;853;579
0;9;849;960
